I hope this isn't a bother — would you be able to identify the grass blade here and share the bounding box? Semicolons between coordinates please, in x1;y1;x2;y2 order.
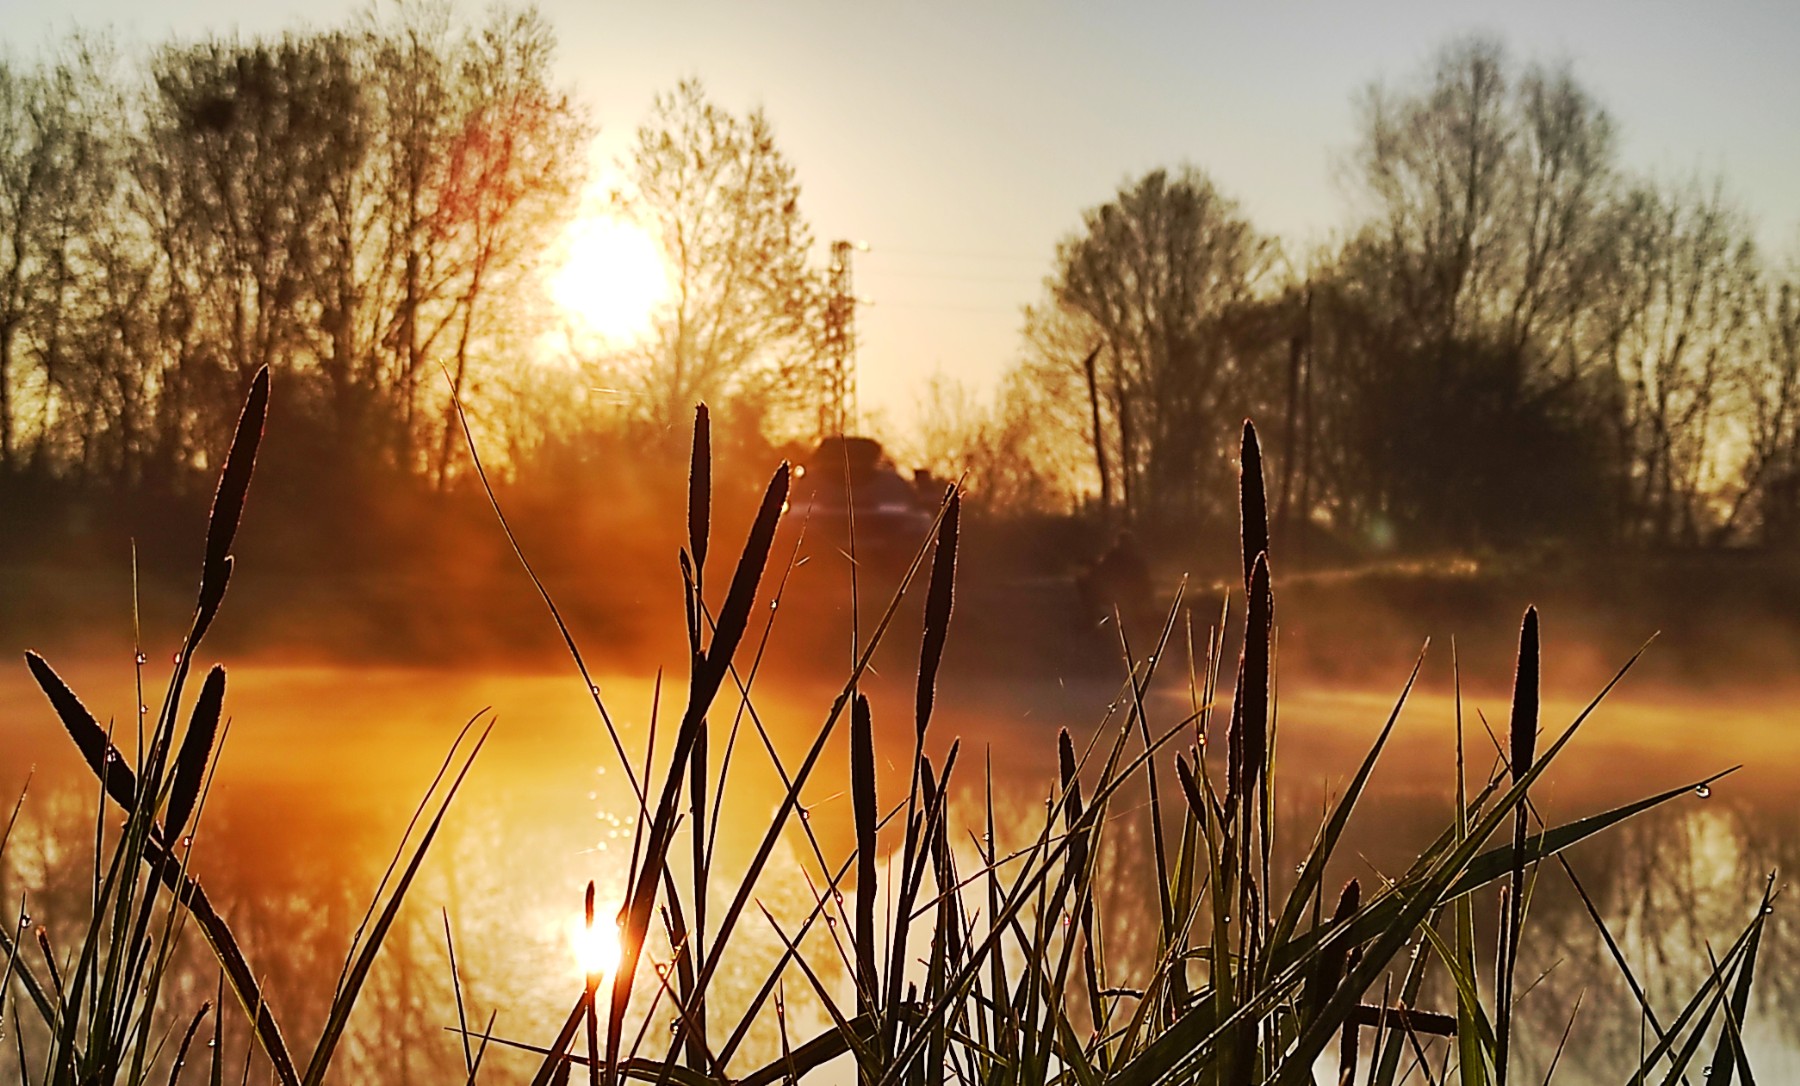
165;665;225;844
851;692;878;1014
24;652;138;811
917;491;959;738
301;721;491;1084
193;366;269;645
689;404;710;578
1497;607;1539;1084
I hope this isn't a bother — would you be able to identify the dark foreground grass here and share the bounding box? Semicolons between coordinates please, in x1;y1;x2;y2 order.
0;374;1773;1084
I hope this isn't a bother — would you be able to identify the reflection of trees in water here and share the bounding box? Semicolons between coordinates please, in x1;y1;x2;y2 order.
973;766;1799;1083
1;780;469;1082
1513;800;1800;1082
0;771;862;1082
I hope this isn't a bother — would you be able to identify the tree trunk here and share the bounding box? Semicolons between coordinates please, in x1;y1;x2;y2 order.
1082;343;1111;521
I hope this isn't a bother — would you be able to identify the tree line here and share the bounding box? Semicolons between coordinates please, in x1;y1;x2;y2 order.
955;37;1800;555
0;5;603;503
7;20;1798;562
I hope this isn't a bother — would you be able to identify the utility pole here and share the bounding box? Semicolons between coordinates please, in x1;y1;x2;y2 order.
821;239;861;438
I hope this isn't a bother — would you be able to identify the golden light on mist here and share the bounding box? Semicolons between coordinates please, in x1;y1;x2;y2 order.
567;907;624;981
548;213;673;348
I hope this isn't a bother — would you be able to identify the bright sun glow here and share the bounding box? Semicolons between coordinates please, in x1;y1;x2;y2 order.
566;909;624;981
549;214;673;348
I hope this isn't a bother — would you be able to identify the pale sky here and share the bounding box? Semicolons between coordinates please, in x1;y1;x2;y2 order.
6;0;1798;425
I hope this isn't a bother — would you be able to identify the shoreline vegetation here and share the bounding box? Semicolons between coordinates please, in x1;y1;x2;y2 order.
11;534;1800;701
0;373;1771;1084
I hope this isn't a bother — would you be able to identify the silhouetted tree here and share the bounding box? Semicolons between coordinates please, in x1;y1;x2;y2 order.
903;368;1089;515
1596;178;1761;545
1046;167;1272;530
1349;36;1621;371
0;42;114;477
1736;270;1800;543
135;33;369;473
611;79;823;441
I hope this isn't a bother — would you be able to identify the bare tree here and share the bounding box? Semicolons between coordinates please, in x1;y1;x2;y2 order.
0;42;112;475
615;79;822;439
903;367;1089;515
1349;36;1622;379
133;32;369;472
424;8;589;485
1601;179;1760;544
1048;166;1272;529
1017;300;1109;514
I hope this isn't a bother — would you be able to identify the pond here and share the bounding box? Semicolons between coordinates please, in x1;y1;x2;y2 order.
3;644;1796;1084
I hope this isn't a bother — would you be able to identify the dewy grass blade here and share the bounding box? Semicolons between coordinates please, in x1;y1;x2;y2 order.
1705;874;1774;1086
165;999;213;1086
24;652;139;811
191;366;268;647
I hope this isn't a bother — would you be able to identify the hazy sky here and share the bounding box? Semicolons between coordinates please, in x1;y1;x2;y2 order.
6;0;1798;426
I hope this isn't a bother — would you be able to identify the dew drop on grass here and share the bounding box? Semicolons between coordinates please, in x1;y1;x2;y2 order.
798;806;810;822
180;836;193;848
207;1039;216;1049
1295;863;1306;875
669;1019;680;1034
171;652;182;666
134;651;147;666
1695;784;1712;799
139;704;149;716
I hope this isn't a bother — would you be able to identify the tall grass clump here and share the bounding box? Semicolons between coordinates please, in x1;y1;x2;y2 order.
2;370;486;1085
2;377;1775;1084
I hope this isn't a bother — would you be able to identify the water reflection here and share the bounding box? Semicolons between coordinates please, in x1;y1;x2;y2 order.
1;659;1795;1082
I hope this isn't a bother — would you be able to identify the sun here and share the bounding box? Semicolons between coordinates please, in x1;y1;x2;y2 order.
566;908;624;981
549;213;673;347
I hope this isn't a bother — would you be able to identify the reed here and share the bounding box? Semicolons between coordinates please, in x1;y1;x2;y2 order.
0;386;1771;1085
